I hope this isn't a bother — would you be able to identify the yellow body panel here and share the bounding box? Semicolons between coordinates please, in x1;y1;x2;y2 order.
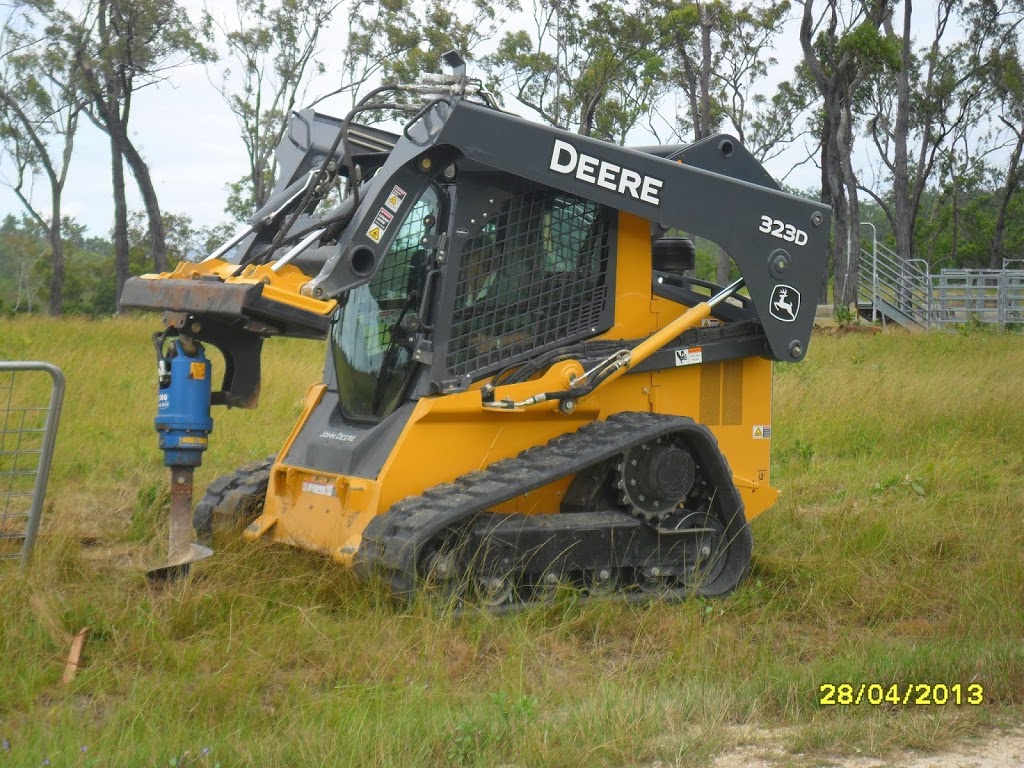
248;212;779;562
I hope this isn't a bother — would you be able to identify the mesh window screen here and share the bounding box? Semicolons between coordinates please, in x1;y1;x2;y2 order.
446;191;611;376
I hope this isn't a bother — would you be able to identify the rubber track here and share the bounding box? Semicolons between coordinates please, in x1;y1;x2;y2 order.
192;456;274;542
356;412;732;595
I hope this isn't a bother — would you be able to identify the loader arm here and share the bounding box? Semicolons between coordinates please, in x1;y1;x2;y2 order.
304;99;829;362
122;93;829;410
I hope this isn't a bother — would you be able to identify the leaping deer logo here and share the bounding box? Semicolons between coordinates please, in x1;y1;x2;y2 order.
770;285;800;322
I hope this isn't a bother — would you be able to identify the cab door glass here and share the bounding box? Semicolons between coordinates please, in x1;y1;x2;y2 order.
332;187;440;421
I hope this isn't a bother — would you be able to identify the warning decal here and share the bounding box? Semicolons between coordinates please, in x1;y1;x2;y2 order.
373;207;393;230
674;347;703;366
752;425;772;439
384;185;407;212
366;207;394;243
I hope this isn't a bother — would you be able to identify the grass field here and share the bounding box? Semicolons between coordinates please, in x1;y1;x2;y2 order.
1;316;1022;767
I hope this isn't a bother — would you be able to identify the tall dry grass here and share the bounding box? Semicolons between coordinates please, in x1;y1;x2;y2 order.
1;316;1022;766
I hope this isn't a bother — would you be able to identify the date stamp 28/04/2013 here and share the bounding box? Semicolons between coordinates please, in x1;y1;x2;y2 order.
818;683;984;706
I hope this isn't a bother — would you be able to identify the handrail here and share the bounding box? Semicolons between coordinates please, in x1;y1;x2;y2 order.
858;226;931;329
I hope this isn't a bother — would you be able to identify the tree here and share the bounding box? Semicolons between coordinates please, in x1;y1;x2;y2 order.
486;0;667;142
62;0;212;308
334;0;422;112
0;5;81;315
717;7;815;169
860;0;1012;270
981;5;1024;268
660;0;794;284
660;1;725;142
206;0;341;220
383;0;522;88
0;215;47;313
798;0;897;307
126;210;200;270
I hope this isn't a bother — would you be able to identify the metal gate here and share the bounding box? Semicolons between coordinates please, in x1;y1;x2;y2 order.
1;362;65;568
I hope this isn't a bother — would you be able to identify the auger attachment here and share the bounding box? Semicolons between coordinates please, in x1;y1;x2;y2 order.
148;333;215;581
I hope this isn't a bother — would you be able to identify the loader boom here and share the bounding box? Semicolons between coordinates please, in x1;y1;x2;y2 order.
303;100;828;363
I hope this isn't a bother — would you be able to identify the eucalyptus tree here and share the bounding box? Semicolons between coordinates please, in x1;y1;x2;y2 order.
485;0;667;142
206;0;341;221
798;0;896;307
861;0;1019;270
978;3;1024;268
381;0;522;86
659;0;796;283
61;0;212;303
0;5;81;315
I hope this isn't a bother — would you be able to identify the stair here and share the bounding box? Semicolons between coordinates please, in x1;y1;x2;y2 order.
858;239;930;330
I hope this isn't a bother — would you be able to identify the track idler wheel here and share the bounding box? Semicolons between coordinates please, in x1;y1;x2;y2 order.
192;457;273;544
475;574;515;607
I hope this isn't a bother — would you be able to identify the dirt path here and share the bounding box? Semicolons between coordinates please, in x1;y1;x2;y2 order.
709;727;1024;768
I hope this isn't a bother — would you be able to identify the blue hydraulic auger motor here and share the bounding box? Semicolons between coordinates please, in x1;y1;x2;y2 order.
150;333;215;580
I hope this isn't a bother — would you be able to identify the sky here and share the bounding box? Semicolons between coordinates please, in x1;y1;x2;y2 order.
0;1;984;244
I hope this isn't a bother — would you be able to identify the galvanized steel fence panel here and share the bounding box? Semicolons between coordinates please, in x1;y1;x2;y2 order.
931;269;1024;329
0;362;65;568
860;229;1024;331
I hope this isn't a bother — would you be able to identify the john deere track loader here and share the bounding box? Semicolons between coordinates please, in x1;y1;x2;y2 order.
123;53;830;605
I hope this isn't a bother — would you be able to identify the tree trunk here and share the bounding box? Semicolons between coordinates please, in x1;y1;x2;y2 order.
115;133;168;272
891;0;914;264
823;94;850;309
818;119;832;303
111;135;130;309
836;99;862;307
990;127;1024;269
820;118;832;206
951;174;960;265
48;190;64;316
698;15;713;136
716;246;730;285
839;170;862;307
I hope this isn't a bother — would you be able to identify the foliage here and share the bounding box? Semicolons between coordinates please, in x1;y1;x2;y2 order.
2;0;1024;307
64;0;214;274
485;0;665;142
205;0;339;219
0;212;222;316
0;2;83;315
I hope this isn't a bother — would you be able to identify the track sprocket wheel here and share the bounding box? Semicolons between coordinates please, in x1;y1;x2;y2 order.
615;436;697;521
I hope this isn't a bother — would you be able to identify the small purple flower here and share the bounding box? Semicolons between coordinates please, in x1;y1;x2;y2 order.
2;738;10;751
81;745;88;753
42;759;50;766
201;747;211;756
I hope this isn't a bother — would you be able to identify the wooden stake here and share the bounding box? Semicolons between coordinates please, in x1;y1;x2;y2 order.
62;628;89;684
